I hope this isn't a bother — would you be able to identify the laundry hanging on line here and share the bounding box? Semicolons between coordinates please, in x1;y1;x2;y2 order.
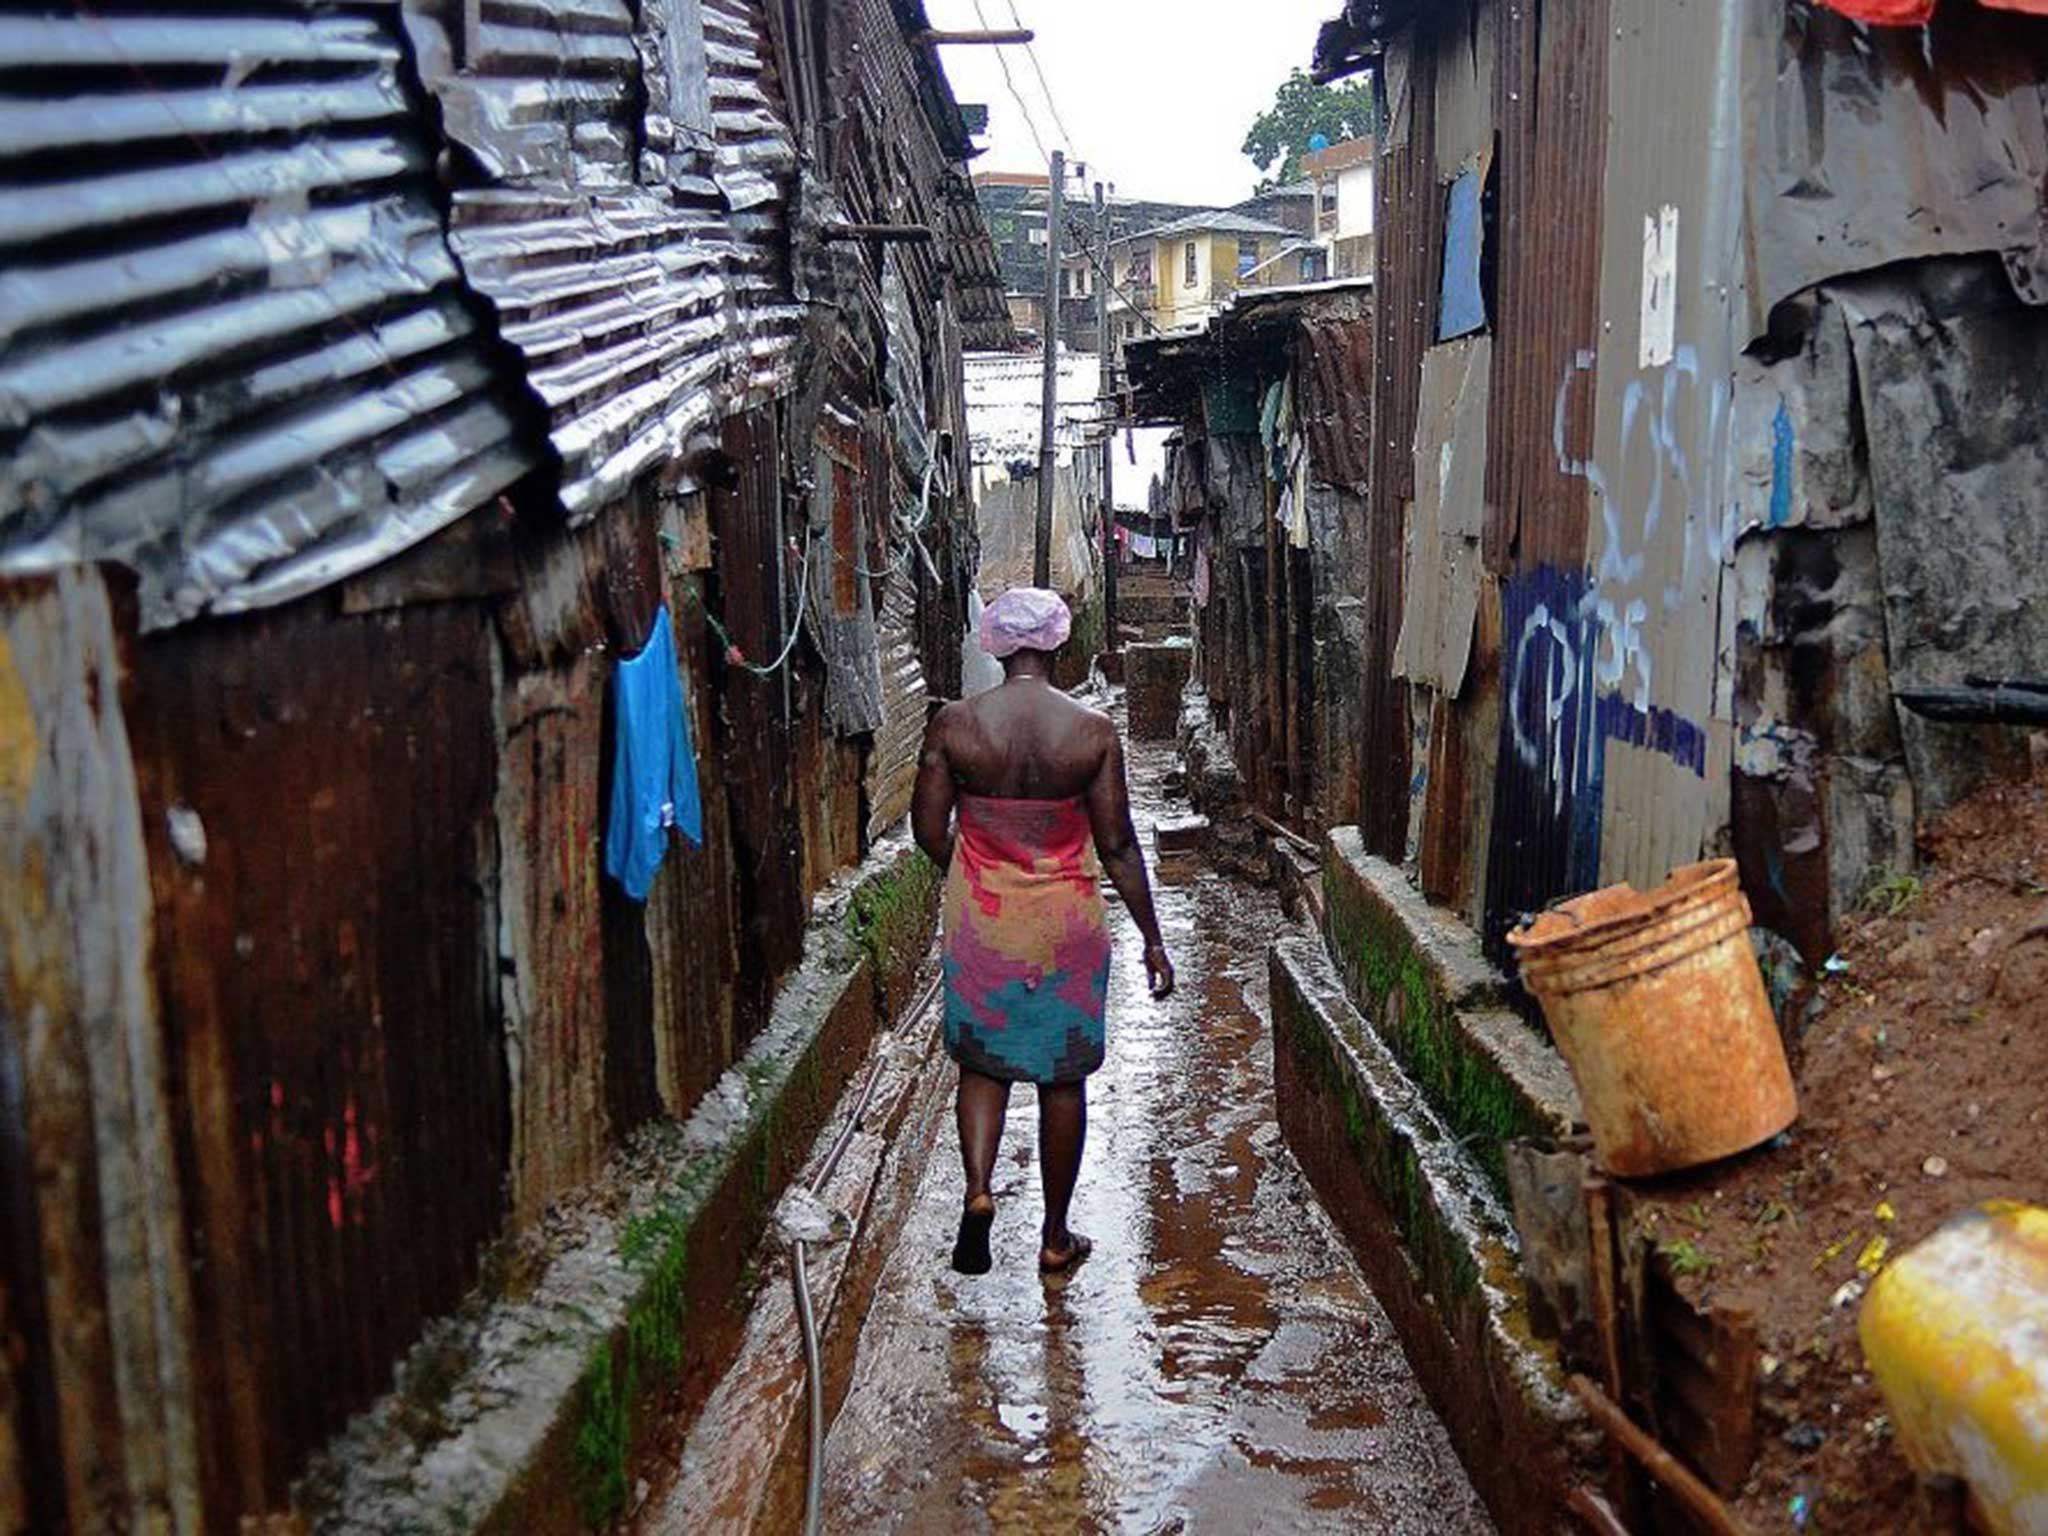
604;604;704;902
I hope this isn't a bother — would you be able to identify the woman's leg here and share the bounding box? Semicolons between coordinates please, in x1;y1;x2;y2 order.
1036;1081;1088;1266
957;1066;1012;1209
952;1068;1010;1274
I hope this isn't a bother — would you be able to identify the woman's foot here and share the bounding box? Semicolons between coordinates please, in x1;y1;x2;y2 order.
1038;1230;1092;1275
951;1194;996;1275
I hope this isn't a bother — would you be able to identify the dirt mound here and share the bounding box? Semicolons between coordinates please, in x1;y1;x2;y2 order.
1633;761;2048;1532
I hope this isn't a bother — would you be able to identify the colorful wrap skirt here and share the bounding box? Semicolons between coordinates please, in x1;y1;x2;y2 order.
941;795;1112;1086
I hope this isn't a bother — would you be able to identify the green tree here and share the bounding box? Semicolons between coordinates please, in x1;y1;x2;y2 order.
1241;68;1377;188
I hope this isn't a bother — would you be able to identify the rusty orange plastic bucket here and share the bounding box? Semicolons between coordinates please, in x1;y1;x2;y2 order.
1509;859;1797;1177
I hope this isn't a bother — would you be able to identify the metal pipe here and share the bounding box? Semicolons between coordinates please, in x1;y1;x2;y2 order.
912;27;1034;44
1035;149;1064;588
792;1243;825;1536
1569;1375;1749;1536
1896;683;2048;726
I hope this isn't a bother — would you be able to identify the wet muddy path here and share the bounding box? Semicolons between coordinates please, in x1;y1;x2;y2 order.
818;734;1492;1534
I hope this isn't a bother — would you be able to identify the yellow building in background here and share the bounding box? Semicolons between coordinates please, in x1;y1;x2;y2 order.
1105;210;1323;345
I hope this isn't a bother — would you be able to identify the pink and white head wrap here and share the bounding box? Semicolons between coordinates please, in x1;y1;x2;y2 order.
979;586;1072;658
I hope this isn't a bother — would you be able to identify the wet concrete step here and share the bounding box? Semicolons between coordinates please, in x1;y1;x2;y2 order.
1269;933;1596;1536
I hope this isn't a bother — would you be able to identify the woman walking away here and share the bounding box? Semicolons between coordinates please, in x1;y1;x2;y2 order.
911;587;1174;1278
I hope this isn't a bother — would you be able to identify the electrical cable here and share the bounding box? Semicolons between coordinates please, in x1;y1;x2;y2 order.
682;520;816;676
1005;0;1078;155
969;0;1052;167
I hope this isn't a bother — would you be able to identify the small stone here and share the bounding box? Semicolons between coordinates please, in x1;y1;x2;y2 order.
1967;926;2003;959
1923;1155;1949;1179
1782;1421;1826;1453
1968;1102;1983;1120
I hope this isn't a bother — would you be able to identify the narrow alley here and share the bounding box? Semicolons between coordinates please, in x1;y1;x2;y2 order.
818;720;1490;1534
9;0;2048;1532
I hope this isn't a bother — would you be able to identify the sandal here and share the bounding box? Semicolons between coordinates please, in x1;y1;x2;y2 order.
951;1203;996;1275
1038;1232;1093;1275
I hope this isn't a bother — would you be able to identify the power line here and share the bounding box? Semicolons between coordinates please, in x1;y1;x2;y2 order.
1005;0;1078;154
969;0;1052;168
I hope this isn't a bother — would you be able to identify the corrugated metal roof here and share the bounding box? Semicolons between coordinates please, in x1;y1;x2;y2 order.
0;3;542;631
964;350;1103;461
404;0;803;523
1132;209;1299;242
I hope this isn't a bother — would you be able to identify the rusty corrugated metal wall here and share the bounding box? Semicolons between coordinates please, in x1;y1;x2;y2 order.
129;597;509;1516
401;0;803;520
1360;30;1438;861
0;0;1005;1522
1472;0;1611;952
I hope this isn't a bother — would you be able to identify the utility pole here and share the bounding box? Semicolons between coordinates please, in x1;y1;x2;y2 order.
1095;179;1117;651
1034;149;1063;589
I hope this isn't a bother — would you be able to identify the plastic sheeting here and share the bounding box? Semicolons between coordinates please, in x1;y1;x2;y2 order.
1836;256;2048;815
1743;1;2048;330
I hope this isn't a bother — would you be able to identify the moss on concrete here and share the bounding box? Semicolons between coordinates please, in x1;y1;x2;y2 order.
1268;936;1587;1536
847;848;942;999
1321;834;1570;1198
1276;961;1484;1308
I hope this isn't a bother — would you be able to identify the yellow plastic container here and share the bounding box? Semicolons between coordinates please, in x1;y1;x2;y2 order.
1509;859;1797;1177
1859;1202;2048;1536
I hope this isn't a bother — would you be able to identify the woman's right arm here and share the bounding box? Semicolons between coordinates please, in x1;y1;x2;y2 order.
911;705;957;873
1084;719;1174;998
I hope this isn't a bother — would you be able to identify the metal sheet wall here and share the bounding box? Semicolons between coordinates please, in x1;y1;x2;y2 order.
1471;0;1612;950
403;0;803;521
1360;30;1438;859
1481;0;1607;577
0;571;201;1535
129;599;508;1514
0;3;540;631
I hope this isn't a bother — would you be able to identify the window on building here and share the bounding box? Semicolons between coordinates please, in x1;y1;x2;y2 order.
1319;182;1338;214
1183;240;1198;287
1129;248;1152;286
1302;248;1328;282
1237;237;1261;278
1027;223;1048;246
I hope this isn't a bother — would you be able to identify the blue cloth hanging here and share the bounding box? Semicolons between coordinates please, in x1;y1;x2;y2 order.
604;605;703;901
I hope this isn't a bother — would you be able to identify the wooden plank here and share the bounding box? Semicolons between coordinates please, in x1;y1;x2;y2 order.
2;570;200;1533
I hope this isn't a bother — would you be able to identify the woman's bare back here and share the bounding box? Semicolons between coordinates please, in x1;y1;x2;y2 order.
937;678;1111;801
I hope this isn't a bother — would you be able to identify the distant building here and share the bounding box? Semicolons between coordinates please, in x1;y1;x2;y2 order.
979;172;1217;349
1235;180;1318;237
1105;210;1324;347
1303;138;1375;278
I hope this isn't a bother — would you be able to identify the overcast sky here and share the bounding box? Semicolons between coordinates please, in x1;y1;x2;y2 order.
923;0;1339;206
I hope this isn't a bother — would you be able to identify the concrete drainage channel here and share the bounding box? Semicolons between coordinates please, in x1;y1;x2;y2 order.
634;978;951;1534
1269;827;1605;1536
